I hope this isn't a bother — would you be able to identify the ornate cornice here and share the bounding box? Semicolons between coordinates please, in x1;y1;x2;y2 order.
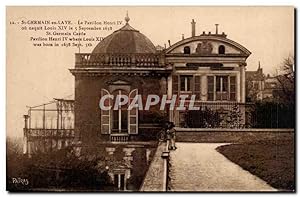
165;35;251;57
69;67;172;77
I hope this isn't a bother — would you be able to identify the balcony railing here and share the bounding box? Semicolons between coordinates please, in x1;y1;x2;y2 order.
25;128;75;140
75;53;164;67
110;133;129;142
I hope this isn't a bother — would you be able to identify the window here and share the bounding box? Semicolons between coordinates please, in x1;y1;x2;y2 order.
216;76;228;100
112;89;128;133
207;75;237;101
194;76;201;100
183;46;191;54
180;75;192;91
218;45;225;54
114;174;125;190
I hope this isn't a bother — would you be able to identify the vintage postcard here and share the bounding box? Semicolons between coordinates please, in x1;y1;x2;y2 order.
6;6;295;192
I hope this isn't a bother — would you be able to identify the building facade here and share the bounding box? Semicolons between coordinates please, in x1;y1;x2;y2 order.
70;15;171;144
23;15;251;190
165;21;251;128
69;15;251;144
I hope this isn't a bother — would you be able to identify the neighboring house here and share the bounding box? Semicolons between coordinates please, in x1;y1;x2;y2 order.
245;62;265;101
264;74;281;100
246;63;280;102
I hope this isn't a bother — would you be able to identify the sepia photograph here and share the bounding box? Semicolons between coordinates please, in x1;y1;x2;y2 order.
6;6;295;192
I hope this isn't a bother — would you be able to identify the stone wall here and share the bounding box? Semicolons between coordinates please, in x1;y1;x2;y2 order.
74;142;157;191
175;128;294;143
140;142;168;191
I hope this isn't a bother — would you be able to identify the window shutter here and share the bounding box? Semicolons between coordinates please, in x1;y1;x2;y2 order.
128;89;138;134
230;76;237;101
194;76;201;100
207;76;214;101
172;75;179;95
100;89;111;134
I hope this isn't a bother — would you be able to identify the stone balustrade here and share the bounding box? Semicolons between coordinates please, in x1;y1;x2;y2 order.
110;133;129;142
75;53;164;67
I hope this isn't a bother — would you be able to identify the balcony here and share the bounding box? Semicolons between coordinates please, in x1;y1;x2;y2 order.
75;53;165;68
110;133;129;143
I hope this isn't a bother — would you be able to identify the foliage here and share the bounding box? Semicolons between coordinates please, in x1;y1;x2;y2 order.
225;104;243;128
139;109;168;124
185;107;221;128
275;55;295;105
7;142;115;191
246;79;262;102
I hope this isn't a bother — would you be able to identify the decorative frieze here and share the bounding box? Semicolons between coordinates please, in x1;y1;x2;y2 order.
105;147;116;155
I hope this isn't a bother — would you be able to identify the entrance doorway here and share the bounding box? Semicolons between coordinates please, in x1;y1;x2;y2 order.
114;173;125;190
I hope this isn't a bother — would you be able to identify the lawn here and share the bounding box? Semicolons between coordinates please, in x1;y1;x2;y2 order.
216;136;295;191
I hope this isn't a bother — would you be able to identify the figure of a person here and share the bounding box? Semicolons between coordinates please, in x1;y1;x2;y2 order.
168;122;177;150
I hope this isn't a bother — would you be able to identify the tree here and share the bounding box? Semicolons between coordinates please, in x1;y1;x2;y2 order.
246;80;261;102
275;55;295;105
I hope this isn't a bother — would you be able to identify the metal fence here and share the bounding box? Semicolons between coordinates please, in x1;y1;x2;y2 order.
23;98;75;156
250;102;295;128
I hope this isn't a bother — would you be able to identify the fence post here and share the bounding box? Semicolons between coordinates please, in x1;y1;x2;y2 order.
23;115;29;155
161;140;170;191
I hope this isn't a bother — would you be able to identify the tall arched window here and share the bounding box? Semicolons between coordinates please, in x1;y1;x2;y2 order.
218;45;225;54
111;89;128;133
100;88;138;135
183;46;191;54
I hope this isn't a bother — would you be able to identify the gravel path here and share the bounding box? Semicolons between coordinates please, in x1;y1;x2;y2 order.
169;143;277;192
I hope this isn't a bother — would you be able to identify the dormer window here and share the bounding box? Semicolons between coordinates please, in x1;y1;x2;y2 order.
183;46;191;54
218;45;225;54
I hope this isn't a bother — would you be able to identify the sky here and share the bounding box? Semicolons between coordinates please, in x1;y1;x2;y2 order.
6;6;294;137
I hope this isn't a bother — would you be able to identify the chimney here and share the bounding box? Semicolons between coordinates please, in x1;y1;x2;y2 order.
182;34;184;40
191;19;196;37
215;24;219;34
168;40;171;47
